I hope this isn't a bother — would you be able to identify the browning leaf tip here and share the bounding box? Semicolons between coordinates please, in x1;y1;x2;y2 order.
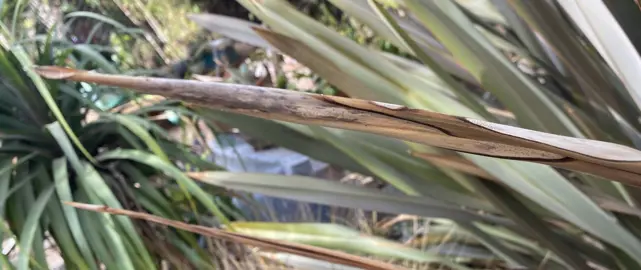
33;66;78;80
64;201;109;212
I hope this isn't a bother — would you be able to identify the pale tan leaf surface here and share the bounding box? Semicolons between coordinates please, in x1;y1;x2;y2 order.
35;66;641;186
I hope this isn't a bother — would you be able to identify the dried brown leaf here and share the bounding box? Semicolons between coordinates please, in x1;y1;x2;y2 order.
36;66;641;186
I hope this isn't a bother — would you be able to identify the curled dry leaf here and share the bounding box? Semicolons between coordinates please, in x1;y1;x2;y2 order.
65;202;400;270
35;66;641;186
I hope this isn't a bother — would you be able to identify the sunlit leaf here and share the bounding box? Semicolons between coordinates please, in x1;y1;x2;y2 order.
232;222;470;269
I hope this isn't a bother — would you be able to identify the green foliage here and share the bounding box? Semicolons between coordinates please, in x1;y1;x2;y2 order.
0;15;229;269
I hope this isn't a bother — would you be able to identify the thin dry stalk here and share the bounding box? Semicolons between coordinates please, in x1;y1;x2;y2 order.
66;202;401;270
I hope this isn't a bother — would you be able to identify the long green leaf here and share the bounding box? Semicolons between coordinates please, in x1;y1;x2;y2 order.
188;171;510;225
489;0;557;69
32;165;89;270
97;149;230;225
198;110;370;175
187;13;270;48
14;48;95;163
64;11;143;35
71;44;119;74
507;0;641;139
458;221;533;268
0;157;14;244
45;122;143;269
475;180;589;269
602;0;641;54
105;114;170;161
311;126;418;196
16;184;53;270
52;158;97;269
74;190;119;270
554;0;641;114
7;162;48;270
0;154;36;216
367;0;492;119
0;47;48;124
327;0;477;84
402;0;580;136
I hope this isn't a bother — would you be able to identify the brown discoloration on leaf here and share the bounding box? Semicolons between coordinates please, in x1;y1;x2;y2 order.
39;67;641;186
67;202;401;270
